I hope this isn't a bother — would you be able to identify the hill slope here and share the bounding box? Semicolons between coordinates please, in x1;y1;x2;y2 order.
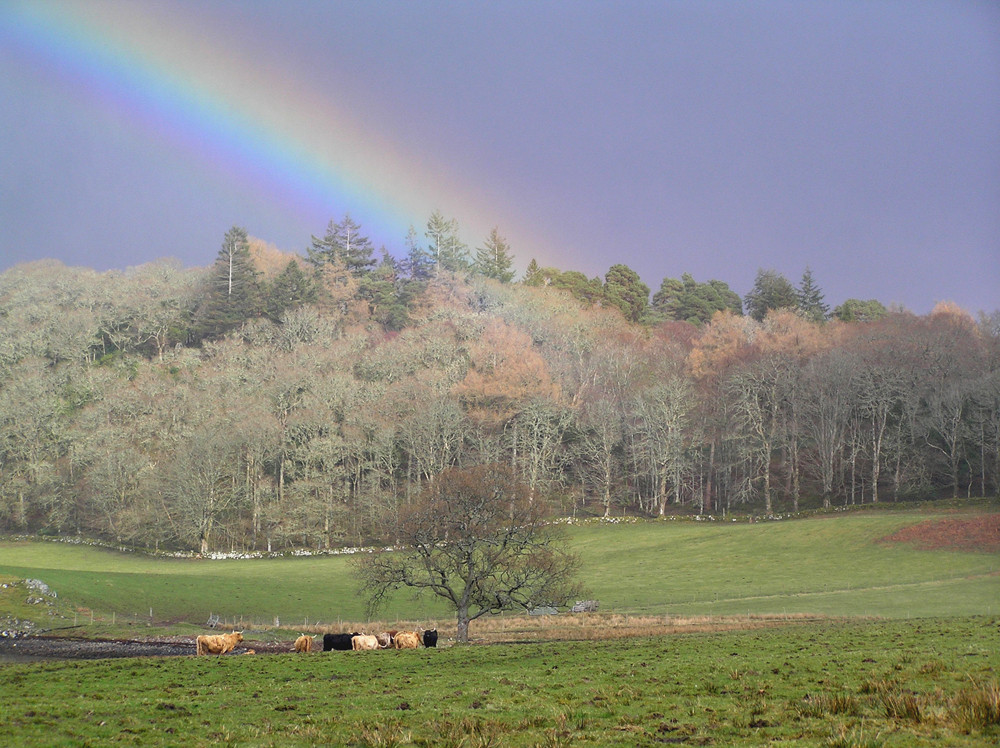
1;508;996;628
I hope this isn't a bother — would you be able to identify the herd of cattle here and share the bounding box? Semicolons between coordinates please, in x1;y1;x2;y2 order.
311;629;437;651
194;628;438;656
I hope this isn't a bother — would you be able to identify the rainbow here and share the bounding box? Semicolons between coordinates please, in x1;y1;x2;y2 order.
0;1;532;256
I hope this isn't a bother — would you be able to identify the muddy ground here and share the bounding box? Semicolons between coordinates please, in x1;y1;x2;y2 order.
0;635;288;662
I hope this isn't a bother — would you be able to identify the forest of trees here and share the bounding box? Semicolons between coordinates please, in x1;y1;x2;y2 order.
1;213;997;554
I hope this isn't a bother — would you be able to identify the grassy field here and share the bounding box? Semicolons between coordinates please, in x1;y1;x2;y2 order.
1;616;997;746
1;504;998;746
563;509;998;619
0;505;997;631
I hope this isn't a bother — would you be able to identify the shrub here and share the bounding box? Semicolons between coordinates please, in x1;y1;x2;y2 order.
949;678;1000;731
877;685;923;723
800;692;861;717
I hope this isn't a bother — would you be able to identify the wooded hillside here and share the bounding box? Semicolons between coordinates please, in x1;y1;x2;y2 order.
1;231;997;553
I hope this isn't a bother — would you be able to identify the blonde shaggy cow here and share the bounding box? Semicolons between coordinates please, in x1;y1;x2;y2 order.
294;635;315;653
351;634;380;651
393;631;421;649
196;630;243;656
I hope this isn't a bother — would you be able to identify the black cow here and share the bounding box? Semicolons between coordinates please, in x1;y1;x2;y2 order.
323;632;361;651
422;629;438;648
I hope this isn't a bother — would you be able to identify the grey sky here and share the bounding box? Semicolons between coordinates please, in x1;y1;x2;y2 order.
2;0;998;315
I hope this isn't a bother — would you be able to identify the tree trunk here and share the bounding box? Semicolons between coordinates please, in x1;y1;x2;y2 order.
763;461;772;514
790;439;800;512
248;454;260;546
870;414;887;505
703;441;714;514
456;604;470;643
849;447;857;505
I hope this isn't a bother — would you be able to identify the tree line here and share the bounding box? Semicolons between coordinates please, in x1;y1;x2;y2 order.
164;212;893;347
1;214;997;553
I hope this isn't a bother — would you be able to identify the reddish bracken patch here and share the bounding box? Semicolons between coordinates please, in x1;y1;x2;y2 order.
878;513;1000;553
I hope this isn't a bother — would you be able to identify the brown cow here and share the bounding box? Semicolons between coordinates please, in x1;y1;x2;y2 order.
393;631;421;649
196;630;244;656
294;634;315;653
375;632;393;649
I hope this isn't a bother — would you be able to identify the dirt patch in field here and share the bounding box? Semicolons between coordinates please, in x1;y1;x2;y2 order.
0;615;820;661
877;513;1000;553
478;614;824;644
0;635;289;662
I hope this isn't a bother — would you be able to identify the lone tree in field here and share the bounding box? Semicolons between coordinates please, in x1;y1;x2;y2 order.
353;463;581;643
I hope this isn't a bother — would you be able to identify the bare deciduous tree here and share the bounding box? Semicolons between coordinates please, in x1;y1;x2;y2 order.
353;463;581;642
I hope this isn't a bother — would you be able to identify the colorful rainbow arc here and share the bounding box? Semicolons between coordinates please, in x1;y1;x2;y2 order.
1;1;519;253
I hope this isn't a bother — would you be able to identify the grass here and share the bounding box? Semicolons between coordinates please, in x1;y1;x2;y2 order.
1;504;998;745
568;509;999;618
1;616;997;746
1;505;996;631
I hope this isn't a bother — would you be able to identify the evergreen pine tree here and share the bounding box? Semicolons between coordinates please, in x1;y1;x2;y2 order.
522;258;542;285
473;227;516;283
708;279;744;316
360;250;412;330
796;267;829;322
651;276;685;321
744;268;798;321
267;259;317;321
306;214;375;276
402;225;433;281
425;210;469;274
551;270;604;304
307;218;338;267
336;214;376;275
652;274;743;324
193;226;262;341
603;263;650;323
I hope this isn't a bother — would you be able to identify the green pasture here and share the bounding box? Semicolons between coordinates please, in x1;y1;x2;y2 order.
2;616;998;746
571;510;999;618
0;506;997;629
